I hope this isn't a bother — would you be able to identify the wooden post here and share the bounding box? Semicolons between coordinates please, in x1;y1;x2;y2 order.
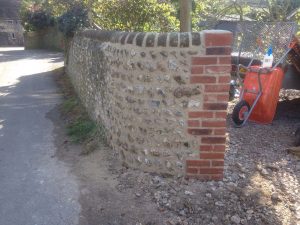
180;0;192;32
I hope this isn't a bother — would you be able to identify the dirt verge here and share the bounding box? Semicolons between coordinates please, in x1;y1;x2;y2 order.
48;70;300;225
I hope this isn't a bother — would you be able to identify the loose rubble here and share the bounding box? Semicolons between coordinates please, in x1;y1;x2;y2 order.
108;89;300;225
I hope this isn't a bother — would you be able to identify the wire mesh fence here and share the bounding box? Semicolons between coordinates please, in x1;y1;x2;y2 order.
216;21;297;66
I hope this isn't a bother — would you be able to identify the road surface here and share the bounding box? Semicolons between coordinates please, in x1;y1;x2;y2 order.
0;48;81;225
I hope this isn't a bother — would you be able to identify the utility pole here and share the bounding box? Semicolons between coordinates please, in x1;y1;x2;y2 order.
180;0;192;32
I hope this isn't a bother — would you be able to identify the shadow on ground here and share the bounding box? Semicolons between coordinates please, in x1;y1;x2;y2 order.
0;48;63;63
1;47;298;225
225;95;300;225
47;72;170;225
0;68;82;225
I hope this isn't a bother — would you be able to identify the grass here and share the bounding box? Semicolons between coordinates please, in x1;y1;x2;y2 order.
62;98;78;114
55;70;107;154
67;118;97;143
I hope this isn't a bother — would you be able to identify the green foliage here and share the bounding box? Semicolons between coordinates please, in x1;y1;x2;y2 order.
44;0;95;17
93;0;179;32
193;0;252;30
67;119;97;143
57;73;107;148
20;0;179;33
255;0;300;21
193;0;300;31
20;0;54;32
20;0;300;34
57;4;90;37
62;98;78;114
20;0;91;34
21;9;55;32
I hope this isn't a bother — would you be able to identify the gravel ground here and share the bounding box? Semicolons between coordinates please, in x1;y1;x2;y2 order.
55;69;300;225
109;89;300;225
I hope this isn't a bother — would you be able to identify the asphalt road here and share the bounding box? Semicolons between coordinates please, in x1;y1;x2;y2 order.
0;48;81;225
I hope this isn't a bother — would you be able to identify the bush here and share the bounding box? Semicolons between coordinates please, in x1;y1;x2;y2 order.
21;10;55;32
57;4;90;37
94;0;179;32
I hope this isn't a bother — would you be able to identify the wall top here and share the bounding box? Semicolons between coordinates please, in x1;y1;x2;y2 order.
76;29;232;48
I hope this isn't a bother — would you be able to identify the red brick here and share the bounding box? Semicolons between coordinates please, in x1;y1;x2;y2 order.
218;56;231;64
200;145;213;151
205;65;231;74
203;103;228;110
212;160;224;167
186;167;199;174
200;153;225;159
214;129;226;136
188;111;214;118
204;94;217;102
213;145;226;152
202;120;226;128
192;57;217;65
191;66;204;74
205;84;230;93
217;94;229;102
206;47;232;55
188;129;212;135
199;168;224;174
215;111;227;118
187;120;200;127
205;94;229;103
202;137;226;144
190;76;216;84
205;33;232;47
186;159;210;167
218;76;231;83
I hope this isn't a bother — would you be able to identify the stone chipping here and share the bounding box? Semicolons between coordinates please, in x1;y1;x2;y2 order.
111;90;300;225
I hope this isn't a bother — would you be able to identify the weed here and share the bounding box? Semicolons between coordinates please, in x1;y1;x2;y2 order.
55;72;108;154
62;97;78;114
67;118;97;143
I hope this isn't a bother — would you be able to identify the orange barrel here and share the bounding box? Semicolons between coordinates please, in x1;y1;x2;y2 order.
243;66;284;124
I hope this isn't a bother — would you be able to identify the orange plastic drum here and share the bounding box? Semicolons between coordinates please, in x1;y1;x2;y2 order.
242;66;284;124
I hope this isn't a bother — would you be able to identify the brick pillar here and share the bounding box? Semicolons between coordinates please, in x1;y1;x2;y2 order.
186;30;232;181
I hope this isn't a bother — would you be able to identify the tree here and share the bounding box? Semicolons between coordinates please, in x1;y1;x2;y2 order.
43;0;95;16
253;0;300;21
20;0;55;32
193;0;300;29
92;0;179;32
57;3;90;37
194;0;252;29
179;0;192;32
20;0;179;32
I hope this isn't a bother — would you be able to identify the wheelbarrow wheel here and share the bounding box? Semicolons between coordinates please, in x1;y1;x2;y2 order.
232;100;250;126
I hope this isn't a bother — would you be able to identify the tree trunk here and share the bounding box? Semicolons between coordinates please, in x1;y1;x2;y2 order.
180;0;192;32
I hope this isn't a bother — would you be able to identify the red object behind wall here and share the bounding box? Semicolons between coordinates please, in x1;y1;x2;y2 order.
243;66;284;124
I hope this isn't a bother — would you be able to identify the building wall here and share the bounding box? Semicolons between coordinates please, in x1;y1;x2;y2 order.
24;26;65;51
0;19;23;46
67;30;232;180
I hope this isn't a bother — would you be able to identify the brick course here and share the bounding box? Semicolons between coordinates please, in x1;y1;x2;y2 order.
186;30;232;180
67;29;232;180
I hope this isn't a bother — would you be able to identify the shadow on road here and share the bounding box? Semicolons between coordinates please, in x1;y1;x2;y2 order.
0;70;62;109
0;47;63;63
0;67;82;225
